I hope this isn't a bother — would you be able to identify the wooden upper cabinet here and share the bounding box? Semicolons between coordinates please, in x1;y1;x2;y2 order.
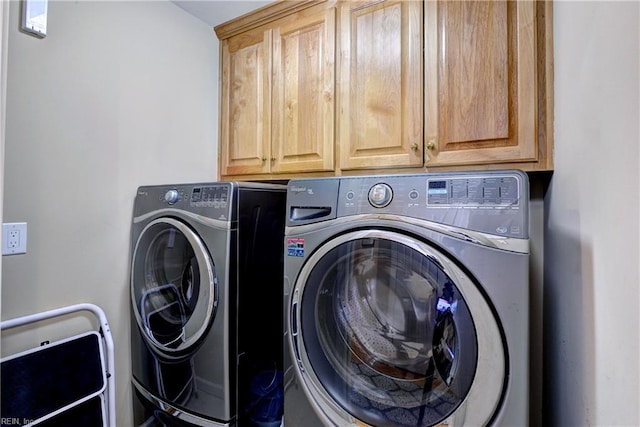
272;6;336;174
219;26;270;176
338;0;423;171
424;0;552;169
217;2;336;177
216;0;552;178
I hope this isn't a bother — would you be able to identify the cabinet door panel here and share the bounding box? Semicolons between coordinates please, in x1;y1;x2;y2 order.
440;1;509;143
220;30;271;175
339;0;423;170
425;0;537;166
272;6;335;173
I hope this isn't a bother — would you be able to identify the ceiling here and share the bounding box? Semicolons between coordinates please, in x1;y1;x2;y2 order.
171;1;271;28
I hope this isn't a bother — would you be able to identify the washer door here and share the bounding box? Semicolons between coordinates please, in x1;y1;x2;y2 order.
289;230;505;427
131;217;217;357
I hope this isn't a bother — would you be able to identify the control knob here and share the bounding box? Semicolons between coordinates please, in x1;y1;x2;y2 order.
164;189;180;205
368;183;393;208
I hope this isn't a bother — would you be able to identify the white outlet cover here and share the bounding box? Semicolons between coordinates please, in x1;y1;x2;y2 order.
2;222;28;255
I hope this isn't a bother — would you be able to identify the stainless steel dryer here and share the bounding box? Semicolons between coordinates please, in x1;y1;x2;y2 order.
283;171;530;427
130;182;286;426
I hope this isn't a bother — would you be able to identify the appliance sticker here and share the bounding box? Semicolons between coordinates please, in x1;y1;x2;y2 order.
287;238;305;257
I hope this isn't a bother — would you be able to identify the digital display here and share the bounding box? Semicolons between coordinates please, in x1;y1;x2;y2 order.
191;186;229;207
191;188;202;202
428;180;448;195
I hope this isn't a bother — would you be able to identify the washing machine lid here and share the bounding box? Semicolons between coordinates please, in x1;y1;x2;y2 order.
289;230;505;427
131;217;218;356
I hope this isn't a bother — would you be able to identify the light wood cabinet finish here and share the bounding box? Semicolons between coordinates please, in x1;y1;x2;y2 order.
215;0;553;179
219;26;270;176
338;0;423;171
217;2;336;177
424;0;552;170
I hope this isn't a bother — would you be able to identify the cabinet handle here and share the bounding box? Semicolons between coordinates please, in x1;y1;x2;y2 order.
410;143;419;151
262;157;267;162
271;157;276;162
426;139;436;150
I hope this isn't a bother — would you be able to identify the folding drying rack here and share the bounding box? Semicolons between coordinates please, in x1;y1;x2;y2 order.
1;303;115;426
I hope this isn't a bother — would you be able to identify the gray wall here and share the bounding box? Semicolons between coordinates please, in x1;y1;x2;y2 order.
1;1;218;424
544;1;639;425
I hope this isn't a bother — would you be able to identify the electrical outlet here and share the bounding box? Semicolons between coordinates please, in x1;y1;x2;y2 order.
2;223;28;255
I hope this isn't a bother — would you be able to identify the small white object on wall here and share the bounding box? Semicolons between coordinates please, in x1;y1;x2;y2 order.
2;222;27;255
21;0;47;38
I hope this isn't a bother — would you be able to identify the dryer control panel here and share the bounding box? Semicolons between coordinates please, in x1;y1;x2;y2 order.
189;185;229;209
134;183;234;222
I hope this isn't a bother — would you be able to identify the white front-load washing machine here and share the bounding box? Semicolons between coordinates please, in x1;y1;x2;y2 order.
283;171;530;426
130;182;286;426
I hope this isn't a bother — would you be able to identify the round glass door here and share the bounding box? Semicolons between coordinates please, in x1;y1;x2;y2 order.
131;218;217;356
290;230;505;426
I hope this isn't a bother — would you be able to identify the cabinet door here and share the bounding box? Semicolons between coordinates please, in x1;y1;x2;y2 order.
271;5;336;174
338;0;423;171
219;27;271;176
424;0;538;166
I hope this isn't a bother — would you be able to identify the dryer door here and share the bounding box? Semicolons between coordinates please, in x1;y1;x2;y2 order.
289;230;505;427
131;217;218;357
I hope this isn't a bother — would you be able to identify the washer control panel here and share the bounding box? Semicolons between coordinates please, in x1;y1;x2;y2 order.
427;175;519;206
339;173;523;211
286;171;529;238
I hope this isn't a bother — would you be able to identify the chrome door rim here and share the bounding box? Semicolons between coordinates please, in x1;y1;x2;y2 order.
288;229;506;426
131;217;217;355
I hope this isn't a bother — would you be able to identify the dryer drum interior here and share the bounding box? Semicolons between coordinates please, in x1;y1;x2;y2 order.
131;217;216;355
294;231;504;427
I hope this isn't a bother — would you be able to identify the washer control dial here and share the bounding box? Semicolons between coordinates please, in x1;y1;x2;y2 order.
164;189;180;204
368;183;393;208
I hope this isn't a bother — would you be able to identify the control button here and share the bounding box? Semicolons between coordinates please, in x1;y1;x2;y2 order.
368;183;393;208
409;190;419;200
164;189;180;204
346;191;355;200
